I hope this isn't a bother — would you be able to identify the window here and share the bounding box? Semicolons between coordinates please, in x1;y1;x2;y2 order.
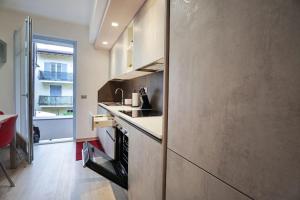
44;62;67;72
50;85;62;96
44;62;68;81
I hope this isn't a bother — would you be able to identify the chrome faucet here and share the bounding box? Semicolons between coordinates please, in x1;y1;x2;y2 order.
115;88;124;105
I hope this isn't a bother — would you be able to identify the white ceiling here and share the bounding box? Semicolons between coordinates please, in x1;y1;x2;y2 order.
0;0;93;25
94;0;145;49
0;0;145;50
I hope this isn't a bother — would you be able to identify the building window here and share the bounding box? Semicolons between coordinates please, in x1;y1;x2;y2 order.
42;62;70;81
44;62;67;73
50;85;62;96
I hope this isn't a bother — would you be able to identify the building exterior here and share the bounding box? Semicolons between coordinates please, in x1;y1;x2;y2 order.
34;45;74;118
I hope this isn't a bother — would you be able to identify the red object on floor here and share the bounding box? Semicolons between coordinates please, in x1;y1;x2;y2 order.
76;140;103;161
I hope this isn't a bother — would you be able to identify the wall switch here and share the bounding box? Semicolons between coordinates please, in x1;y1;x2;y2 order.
81;95;87;99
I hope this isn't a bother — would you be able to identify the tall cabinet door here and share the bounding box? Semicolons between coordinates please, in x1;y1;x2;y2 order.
166;150;250;200
167;0;300;199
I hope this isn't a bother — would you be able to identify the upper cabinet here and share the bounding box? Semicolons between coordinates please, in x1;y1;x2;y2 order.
110;23;145;80
133;0;165;70
110;27;130;79
109;0;165;80
89;0;145;49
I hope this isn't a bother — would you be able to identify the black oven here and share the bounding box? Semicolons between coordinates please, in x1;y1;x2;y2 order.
82;124;128;189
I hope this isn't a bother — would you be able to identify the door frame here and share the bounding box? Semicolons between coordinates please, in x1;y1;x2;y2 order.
32;34;77;140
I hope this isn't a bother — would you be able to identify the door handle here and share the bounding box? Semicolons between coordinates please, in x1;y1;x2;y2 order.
21;93;28;98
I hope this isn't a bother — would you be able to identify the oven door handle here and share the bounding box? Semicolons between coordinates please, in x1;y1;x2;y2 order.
106;130;116;142
116;124;128;135
120;128;128;136
123;130;128;137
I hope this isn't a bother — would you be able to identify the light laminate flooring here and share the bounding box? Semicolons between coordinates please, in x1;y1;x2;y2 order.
0;142;127;200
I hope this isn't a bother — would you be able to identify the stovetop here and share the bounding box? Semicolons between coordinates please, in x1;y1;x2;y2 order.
119;110;162;118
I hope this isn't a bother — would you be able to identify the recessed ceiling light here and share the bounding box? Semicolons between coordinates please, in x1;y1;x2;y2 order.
102;41;108;45
111;22;119;27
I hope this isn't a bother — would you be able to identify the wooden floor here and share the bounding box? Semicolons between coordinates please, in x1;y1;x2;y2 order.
0;142;127;200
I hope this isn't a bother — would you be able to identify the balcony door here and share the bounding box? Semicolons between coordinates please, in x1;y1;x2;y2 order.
14;16;34;164
50;85;62;96
32;35;76;143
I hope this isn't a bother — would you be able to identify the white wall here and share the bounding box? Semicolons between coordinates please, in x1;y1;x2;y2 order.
0;8;110;139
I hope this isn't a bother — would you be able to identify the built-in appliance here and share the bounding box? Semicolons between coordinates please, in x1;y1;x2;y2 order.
82;123;128;189
119;109;162;118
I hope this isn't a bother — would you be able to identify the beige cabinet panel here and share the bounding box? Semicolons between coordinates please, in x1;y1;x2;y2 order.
133;0;165;70
168;0;300;199
125;123;163;200
166;149;250;200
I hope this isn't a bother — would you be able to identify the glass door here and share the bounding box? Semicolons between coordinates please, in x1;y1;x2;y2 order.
82;141;128;189
14;16;34;164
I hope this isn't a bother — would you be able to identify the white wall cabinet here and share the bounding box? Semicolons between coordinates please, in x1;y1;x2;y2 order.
109;0;165;79
133;0;165;70
110;29;129;79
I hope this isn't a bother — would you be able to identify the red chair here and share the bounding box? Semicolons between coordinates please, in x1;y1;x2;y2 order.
0;115;18;187
0;111;4;115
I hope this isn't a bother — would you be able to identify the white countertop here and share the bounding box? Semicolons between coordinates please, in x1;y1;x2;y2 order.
98;103;163;140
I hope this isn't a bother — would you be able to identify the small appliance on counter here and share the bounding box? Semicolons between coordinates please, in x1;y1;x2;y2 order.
139;87;152;109
124;98;132;105
132;92;139;107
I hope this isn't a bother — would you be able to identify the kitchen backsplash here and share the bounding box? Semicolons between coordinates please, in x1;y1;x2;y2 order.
98;71;164;111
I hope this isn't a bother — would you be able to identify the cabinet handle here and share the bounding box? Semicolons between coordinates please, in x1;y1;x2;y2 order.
106;130;115;142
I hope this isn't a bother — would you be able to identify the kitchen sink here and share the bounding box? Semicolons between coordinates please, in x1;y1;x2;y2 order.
102;102;123;106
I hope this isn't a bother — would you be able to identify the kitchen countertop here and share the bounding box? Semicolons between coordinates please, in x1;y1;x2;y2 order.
98;103;163;140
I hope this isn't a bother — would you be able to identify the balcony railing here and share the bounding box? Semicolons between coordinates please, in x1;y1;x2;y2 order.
39;96;73;106
38;71;73;82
